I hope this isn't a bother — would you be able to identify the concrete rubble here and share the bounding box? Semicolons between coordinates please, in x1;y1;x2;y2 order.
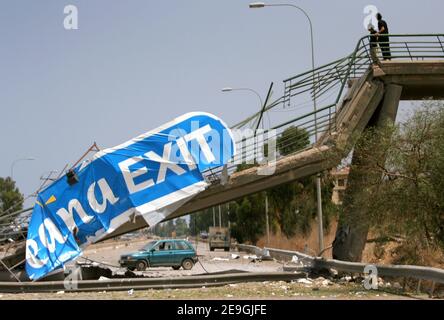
297;278;313;285
211;257;229;262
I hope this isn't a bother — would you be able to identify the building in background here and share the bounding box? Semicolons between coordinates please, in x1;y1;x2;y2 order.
331;167;350;205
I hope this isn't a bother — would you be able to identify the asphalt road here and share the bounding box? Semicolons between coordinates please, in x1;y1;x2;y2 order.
78;237;283;277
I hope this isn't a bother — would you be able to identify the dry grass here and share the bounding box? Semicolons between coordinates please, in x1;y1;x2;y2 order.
256;220;338;258
0;281;414;300
256;219;444;269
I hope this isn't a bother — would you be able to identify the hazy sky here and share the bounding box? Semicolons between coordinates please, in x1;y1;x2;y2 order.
1;0;442;207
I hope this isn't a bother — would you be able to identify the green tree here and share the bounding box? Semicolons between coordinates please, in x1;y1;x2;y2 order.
230;193;265;245
175;218;189;237
269;125;338;238
189;208;215;235
267;175;337;238
151;223;165;237
270;126;310;237
164;220;175;237
151;219;176;237
334;101;444;264
0;177;24;220
226;160;268;244
277;126;310;156
228;125;338;243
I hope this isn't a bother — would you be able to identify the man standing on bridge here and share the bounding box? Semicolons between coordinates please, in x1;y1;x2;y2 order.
376;13;391;60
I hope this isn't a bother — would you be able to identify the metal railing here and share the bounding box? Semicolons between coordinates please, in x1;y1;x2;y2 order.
202;34;444;184
237;244;444;291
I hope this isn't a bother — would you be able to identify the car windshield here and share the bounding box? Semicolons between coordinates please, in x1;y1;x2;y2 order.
140;241;158;251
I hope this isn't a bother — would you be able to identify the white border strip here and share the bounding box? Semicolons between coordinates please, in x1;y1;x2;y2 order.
84;180;208;244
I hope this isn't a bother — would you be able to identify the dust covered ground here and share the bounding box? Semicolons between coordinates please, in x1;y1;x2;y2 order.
0;280;421;300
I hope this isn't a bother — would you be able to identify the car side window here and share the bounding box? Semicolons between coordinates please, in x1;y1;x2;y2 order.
175;241;187;250
164;242;173;250
152;242;167;251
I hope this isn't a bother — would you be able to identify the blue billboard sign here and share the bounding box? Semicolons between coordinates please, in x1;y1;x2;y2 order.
26;112;235;280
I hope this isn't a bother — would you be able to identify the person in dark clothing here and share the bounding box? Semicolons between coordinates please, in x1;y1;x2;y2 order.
368;24;381;66
376;13;391;60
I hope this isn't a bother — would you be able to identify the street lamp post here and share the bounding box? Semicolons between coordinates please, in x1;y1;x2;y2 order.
248;3;316;134
213;207;216;227
222;86;270;245
222;87;264;113
10;157;36;180
249;2;324;255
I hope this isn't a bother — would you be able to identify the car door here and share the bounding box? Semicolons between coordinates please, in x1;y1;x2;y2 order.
162;241;175;266
150;241;173;266
174;241;194;264
171;241;186;265
150;241;169;267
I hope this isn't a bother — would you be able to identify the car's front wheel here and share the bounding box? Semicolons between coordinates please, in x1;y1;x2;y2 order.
182;258;194;270
136;260;147;271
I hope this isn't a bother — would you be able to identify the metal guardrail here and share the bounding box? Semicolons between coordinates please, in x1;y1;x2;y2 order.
313;259;444;285
236;244;444;285
1;243;443;293
236;244;270;257
0;272;306;293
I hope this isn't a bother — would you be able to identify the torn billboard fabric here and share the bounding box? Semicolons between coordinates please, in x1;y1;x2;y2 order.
26;112;236;280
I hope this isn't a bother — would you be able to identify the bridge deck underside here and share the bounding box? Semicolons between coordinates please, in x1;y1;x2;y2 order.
377;61;444;99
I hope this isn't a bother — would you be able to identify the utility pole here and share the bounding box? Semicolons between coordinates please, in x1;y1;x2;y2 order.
213;207;216;227
249;1;324;256
194;213;199;254
218;205;222;227
227;203;231;229
316;173;324;255
265;193;270;245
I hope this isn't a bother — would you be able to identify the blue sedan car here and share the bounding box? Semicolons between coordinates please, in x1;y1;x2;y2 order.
119;239;198;271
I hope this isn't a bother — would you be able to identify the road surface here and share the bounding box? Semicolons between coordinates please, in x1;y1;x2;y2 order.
78;237;282;277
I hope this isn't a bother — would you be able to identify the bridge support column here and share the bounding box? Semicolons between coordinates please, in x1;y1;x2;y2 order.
332;83;403;262
378;83;403;122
